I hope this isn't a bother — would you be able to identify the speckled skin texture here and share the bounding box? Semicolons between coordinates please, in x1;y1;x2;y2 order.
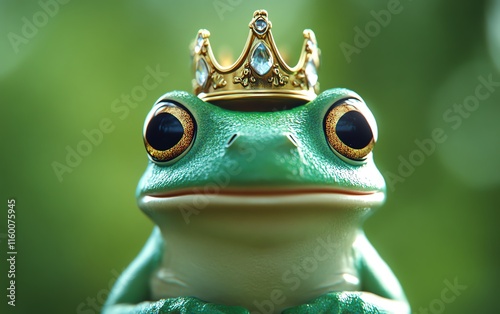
102;89;409;314
134;293;380;314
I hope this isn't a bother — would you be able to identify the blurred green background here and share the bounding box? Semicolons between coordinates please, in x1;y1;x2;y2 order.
1;0;500;313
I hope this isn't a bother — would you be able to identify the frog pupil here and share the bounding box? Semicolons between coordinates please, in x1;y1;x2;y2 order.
336;111;372;149
146;113;184;150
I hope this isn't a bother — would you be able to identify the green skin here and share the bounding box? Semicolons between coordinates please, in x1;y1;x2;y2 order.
103;88;409;314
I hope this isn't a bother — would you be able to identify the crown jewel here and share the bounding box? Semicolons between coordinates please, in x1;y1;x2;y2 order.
192;10;320;105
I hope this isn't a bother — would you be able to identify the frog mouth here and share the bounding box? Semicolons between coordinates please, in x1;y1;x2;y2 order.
139;187;385;241
139;187;385;210
147;187;378;198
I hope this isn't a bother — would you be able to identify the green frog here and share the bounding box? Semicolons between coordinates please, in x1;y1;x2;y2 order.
103;10;409;314
103;89;409;314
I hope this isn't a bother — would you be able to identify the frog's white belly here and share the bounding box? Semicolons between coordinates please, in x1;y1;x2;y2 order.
140;193;382;313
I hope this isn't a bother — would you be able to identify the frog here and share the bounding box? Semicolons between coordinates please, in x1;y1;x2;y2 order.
102;87;410;314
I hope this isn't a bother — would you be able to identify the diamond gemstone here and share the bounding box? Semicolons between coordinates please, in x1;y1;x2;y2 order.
305;59;318;87
196;58;209;86
250;42;273;76
307;39;316;51
195;33;204;52
254;18;267;34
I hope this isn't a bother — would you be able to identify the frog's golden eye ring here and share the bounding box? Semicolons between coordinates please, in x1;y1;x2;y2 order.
324;99;375;162
143;102;196;163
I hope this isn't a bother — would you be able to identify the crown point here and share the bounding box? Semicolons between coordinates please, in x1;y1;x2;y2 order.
250;10;271;38
253;9;268;18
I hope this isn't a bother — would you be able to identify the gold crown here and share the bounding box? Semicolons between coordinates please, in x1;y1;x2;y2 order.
192;10;320;106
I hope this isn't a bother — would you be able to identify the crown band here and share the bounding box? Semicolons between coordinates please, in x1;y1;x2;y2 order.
192;10;320;105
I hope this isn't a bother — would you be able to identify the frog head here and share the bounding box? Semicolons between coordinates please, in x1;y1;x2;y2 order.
136;88;385;242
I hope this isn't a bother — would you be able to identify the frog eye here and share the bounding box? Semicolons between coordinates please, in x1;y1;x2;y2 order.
143;101;196;163
324;99;375;162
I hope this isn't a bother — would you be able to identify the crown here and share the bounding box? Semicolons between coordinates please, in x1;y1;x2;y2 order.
192;10;320;106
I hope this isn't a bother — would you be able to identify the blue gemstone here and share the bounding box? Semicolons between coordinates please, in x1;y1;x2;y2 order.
196;58;209;86
305;59;318;87
250;42;273;76
254;18;267;33
195;34;204;51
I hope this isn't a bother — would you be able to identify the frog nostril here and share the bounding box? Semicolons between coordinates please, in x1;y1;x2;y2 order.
226;133;239;148
286;133;299;147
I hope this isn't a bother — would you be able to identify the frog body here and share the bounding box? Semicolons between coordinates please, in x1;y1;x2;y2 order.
103;88;409;314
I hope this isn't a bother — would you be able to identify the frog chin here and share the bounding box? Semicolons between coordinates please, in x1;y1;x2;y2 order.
138;188;384;243
141;189;384;310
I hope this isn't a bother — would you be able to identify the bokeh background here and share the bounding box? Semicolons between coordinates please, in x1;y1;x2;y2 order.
1;0;500;313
